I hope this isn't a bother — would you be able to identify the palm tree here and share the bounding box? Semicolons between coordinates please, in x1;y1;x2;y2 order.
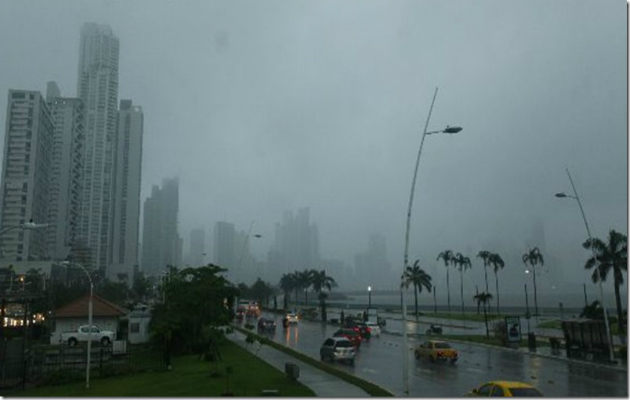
403;260;432;318
583;229;627;339
473;292;493;338
476;251;491;310
310;269;337;321
488;252;505;315
297;270;314;306
290;271;301;307
453;253;472;315
437;250;454;312
522;247;544;316
279;273;295;310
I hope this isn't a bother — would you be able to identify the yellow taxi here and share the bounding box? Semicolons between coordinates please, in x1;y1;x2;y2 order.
414;340;458;363
466;381;543;397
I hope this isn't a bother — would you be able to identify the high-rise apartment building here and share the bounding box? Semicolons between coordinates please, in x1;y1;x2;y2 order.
354;233;392;290
0;90;54;261
141;178;180;276
269;208;320;275
45;82;85;261
109;99;143;278
189;228;205;267
214;221;236;276
76;23;120;272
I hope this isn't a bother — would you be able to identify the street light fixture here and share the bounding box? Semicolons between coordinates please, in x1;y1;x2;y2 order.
59;261;93;388
0;220;48;236
402;87;462;395
555;168;615;363
368;286;372;309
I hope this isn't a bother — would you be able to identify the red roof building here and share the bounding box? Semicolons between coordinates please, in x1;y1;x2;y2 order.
51;294;128;345
54;294;127;318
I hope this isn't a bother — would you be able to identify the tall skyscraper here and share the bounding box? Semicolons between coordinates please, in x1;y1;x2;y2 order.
0;90;54;261
76;23;120;272
269;207;320;275
354;233;392;289
214;221;236;276
189;228;205;267
45;82;85;261
141;178;180;276
109;99;143;278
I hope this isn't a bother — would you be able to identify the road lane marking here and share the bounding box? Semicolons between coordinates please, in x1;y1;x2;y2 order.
361;368;378;374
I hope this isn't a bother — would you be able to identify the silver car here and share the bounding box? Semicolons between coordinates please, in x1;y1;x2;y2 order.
320;337;356;365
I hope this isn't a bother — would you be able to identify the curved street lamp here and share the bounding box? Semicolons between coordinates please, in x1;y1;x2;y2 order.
555;168;615;363
402;87;463;395
0;220;48;237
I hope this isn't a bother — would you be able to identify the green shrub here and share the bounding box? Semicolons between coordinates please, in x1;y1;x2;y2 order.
42;369;84;386
618;345;627;363
246;333;256;345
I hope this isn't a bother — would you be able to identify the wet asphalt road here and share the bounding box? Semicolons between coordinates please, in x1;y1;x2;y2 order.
247;314;628;397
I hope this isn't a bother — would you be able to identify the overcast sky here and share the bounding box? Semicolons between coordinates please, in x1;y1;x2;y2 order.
0;0;626;295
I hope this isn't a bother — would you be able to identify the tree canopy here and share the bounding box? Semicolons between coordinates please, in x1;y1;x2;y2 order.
149;264;238;354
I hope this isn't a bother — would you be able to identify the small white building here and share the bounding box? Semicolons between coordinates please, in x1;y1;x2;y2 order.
128;306;152;344
51;294;127;345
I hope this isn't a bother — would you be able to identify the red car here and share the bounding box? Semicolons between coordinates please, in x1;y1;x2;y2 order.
333;329;362;348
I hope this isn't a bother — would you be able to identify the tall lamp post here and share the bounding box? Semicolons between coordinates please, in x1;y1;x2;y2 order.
368;286;372;309
555;167;615;363
402;87;463;395
59;261;93;388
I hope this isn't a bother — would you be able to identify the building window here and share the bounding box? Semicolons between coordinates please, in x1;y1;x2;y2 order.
130;322;140;334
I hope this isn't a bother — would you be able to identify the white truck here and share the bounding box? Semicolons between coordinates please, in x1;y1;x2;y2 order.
60;325;116;347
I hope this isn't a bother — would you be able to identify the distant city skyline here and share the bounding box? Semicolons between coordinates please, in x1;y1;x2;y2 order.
0;2;625;302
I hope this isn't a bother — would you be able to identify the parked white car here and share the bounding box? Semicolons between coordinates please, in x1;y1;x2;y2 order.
60;325;116;346
366;322;381;337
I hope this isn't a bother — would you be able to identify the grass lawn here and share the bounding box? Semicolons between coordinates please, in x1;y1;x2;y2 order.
413;312;503;323
16;341;314;397
537;319;621;335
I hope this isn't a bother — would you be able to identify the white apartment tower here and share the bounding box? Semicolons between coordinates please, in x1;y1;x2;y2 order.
76;23;120;272
0;90;54;261
45;82;85;261
109;99;143;278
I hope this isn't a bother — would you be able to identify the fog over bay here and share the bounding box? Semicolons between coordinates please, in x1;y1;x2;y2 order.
0;1;626;304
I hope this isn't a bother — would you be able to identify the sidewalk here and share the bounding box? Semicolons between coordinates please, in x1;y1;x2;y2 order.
227;329;369;397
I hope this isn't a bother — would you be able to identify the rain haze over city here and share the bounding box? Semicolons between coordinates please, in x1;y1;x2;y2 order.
0;0;626;308
0;1;629;398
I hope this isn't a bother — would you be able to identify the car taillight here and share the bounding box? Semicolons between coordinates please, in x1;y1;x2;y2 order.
366;327;371;332
437;351;443;357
